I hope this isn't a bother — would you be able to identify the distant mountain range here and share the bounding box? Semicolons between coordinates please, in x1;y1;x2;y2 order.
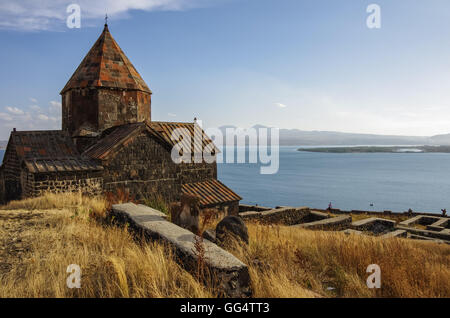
1;128;449;149
217;125;450;146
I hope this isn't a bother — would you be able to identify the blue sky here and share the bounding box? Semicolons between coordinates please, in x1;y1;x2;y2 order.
1;0;450;139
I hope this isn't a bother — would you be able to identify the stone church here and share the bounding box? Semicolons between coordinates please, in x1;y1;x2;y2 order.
0;24;241;214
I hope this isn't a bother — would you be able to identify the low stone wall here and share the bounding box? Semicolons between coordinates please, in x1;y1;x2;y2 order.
396;225;450;242
111;203;252;298
351;217;396;234
293;215;352;231
399;215;443;227
238;204;273;213
380;229;407;239
29;172;103;197
316;208;448;219
239;207;310;225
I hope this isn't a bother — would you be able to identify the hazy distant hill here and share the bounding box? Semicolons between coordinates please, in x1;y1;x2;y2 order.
217;126;449;146
429;133;450;146
1;129;448;149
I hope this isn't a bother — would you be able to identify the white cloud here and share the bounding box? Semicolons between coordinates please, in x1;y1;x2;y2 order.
274;102;287;108
6;106;25;115
50;100;61;107
49;100;62;114
0;100;62;137
0;0;218;31
168;112;177;117
38;114;50;121
0;112;13;121
29;97;38;103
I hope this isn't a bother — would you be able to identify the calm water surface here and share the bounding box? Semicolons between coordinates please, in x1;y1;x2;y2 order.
2;147;449;213
218;146;450;213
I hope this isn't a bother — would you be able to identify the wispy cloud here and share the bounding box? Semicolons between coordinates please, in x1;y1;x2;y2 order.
0;112;13;121
168;112;177;117
0;101;62;137
274;102;287;108
6;106;25;115
0;0;220;31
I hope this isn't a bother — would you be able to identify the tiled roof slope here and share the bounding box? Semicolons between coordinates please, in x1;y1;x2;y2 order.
150;121;219;154
182;180;242;206
61;25;151;94
82;122;161;160
7;130;103;173
83;121;219;160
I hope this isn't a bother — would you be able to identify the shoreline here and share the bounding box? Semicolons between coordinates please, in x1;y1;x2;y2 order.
297;145;450;153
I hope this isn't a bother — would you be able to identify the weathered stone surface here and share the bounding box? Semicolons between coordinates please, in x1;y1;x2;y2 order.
170;194;201;234
239;204;272;212
239;207;310;225
397;225;450;241
399;215;443;227
203;229;216;243
111;202;168;220
380;229;407;239
342;229;363;235
309;211;330;220
351;217;396;234
216;216;249;246
430;218;449;228
293;215;352;231
407;233;449;244
111;203;252;298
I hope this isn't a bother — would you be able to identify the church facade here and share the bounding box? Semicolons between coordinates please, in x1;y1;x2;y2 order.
0;24;241;215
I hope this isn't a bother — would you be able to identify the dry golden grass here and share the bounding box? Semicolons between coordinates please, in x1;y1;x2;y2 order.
1;193;449;298
2;192;108;219
0;193;212;298
228;223;450;298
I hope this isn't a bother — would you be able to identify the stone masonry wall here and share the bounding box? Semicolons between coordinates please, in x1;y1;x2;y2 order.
63;88;151;138
179;161;217;184
26;171;103;197
102;132;220;204
98;89;151;132
102;132;180;202
2;144;22;201
0;168;5;204
62;88;99;136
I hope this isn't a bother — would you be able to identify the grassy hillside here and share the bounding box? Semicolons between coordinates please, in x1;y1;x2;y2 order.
0;193;449;298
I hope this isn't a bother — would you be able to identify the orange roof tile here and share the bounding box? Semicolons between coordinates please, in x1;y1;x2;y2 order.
182;180;242;207
61;25;151;94
6;130;102;173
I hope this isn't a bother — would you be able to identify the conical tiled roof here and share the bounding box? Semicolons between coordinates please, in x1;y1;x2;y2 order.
61;25;151;94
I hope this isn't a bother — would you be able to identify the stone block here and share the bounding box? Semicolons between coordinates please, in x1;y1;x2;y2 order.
111;203;252;298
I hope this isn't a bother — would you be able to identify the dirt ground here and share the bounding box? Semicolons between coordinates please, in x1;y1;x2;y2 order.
0;210;47;276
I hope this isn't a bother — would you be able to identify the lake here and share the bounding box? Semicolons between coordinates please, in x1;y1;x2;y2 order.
217;146;450;214
2;147;449;213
